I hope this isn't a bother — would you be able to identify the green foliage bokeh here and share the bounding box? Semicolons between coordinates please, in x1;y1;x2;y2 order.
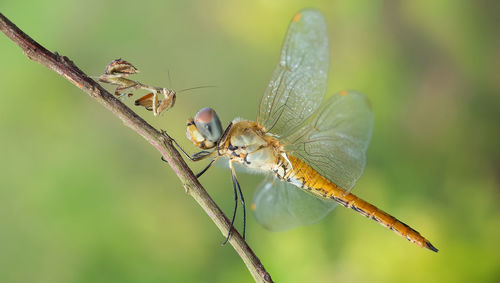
1;1;499;282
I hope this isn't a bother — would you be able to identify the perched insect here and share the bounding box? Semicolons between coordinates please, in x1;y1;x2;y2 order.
172;9;437;251
99;59;214;116
98;59;176;116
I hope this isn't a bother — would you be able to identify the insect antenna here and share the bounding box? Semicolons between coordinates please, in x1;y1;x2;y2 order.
165;68;216;94
167;69;173;89
177;85;217;94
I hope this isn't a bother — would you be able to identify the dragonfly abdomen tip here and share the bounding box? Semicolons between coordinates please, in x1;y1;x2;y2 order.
425;241;439;253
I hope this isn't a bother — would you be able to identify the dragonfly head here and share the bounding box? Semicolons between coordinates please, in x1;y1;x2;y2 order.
186;107;223;149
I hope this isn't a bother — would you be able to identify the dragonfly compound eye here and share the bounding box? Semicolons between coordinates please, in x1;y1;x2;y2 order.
194;107;223;143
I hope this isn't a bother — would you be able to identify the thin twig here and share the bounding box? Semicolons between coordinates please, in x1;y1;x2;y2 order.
0;13;272;283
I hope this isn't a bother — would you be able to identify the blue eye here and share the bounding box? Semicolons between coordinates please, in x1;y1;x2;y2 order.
194;107;223;142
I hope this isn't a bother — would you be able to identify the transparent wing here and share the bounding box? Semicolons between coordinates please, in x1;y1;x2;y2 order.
252;175;336;231
252;91;373;231
257;9;329;138
284;91;373;191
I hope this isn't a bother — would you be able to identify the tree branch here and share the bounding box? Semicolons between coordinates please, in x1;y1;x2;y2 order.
0;13;272;283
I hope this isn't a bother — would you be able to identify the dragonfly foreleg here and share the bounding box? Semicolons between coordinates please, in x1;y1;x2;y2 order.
161;130;214;162
196;158;216;178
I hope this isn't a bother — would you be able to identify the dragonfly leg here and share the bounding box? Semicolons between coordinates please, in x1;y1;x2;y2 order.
160;130;213;162
230;162;246;240
196;158;216;178
222;162;239;245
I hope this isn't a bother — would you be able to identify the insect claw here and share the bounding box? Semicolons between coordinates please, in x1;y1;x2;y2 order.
221;229;232;246
160;129;173;141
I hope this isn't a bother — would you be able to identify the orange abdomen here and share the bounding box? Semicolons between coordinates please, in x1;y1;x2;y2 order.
285;155;438;252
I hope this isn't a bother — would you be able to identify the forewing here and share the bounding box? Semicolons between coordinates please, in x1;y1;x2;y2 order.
252;175;336;231
284;91;373;191
258;10;329;138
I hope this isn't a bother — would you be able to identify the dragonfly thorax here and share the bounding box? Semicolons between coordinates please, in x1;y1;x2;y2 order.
221;120;283;173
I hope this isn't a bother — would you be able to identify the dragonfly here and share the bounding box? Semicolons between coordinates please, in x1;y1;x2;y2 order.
171;9;438;252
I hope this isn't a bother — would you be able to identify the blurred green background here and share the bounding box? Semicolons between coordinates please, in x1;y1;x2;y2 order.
1;1;499;282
